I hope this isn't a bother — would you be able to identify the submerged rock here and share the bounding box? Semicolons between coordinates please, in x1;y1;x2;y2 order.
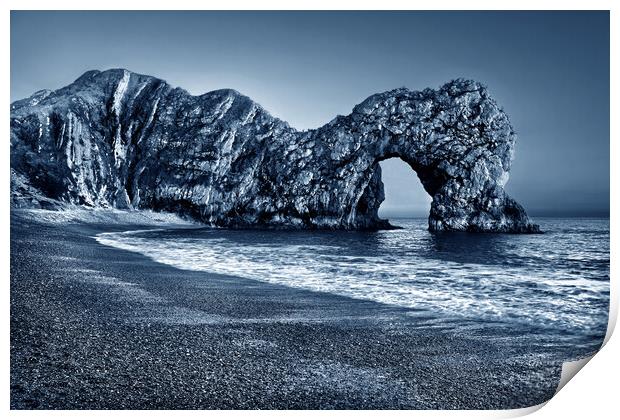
10;69;539;233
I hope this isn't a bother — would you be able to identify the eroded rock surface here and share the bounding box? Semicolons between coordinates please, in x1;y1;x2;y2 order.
10;69;539;232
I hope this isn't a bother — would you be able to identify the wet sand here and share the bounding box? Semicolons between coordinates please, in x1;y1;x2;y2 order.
10;212;563;409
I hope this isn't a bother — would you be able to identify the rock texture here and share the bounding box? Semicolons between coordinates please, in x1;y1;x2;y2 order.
11;69;539;232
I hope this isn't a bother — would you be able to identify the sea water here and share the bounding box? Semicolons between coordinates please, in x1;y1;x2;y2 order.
96;217;609;354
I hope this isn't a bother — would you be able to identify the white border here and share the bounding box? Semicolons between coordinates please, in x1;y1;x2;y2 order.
2;2;617;419
2;0;619;10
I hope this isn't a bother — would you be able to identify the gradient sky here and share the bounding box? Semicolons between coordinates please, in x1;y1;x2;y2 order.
11;11;609;217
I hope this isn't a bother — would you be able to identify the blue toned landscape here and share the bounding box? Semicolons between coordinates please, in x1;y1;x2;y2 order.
10;10;609;411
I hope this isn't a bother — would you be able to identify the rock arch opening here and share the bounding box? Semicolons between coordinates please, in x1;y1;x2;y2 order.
377;157;432;221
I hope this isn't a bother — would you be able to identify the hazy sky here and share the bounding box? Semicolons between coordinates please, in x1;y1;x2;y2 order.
11;11;609;217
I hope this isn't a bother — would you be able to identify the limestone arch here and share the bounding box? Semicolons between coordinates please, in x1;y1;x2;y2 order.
339;82;539;233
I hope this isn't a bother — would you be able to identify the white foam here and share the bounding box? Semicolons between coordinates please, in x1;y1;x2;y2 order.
95;221;610;333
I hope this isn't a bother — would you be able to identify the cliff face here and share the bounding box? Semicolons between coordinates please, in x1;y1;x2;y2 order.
10;69;539;232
